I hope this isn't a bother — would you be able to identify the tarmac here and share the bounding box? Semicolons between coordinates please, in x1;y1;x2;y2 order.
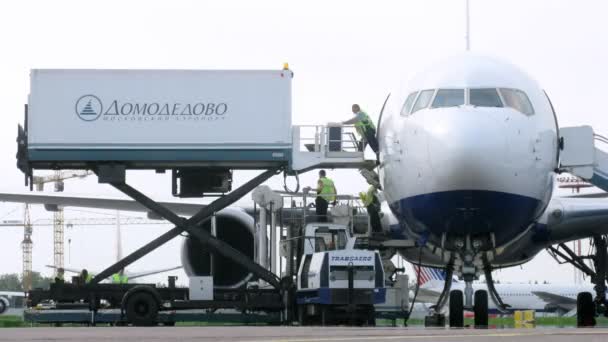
2;327;608;342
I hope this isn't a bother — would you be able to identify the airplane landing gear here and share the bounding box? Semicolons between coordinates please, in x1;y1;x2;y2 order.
424;266;453;327
473;290;488;328
548;235;608;327
577;292;596;327
449;289;464;328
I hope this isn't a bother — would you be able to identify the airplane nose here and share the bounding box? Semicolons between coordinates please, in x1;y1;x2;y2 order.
425;109;508;189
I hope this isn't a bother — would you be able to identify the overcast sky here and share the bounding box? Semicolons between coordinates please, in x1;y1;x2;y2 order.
0;0;607;286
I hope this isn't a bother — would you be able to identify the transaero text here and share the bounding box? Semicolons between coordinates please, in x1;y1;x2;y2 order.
330;256;373;262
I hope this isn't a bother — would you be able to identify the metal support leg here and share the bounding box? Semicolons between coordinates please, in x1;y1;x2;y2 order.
483;265;509;312
90;168;279;284
270;204;277;276
464;280;473;310
258;207;267;269
210;213;217;276
593;235;608;311
432;267;453;312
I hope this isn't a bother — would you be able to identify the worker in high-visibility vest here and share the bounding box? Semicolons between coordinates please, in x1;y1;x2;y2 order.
359;185;383;233
315;170;337;223
54;268;65;284
342;104;379;153
112;273;129;284
80;269;92;284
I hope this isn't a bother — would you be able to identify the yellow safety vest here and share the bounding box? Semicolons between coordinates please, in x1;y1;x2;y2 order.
319;177;336;202
85;274;93;283
112;273;121;284
121;275;129;284
359;186;376;207
354;111;375;136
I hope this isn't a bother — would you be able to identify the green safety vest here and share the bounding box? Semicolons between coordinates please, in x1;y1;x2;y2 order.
354;111;375;136
319;177;336;202
112;273;129;284
359;186;376;207
85;274;93;283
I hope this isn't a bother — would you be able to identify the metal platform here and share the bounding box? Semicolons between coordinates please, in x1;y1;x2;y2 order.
24;309;281;325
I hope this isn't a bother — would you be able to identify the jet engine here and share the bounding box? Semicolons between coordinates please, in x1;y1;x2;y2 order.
0;296;8;315
180;207;255;289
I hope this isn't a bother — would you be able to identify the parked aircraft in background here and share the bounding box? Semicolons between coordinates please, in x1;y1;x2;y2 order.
414;267;593;316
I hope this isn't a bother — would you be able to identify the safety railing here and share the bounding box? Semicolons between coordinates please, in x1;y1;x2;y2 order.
294;124;361;154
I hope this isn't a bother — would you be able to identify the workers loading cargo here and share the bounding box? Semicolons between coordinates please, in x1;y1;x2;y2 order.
342;104;379;153
315;170;337;222
359;185;383;233
112;273;129;284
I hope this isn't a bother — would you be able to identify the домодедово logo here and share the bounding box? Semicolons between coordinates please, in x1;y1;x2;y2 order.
75;95;103;121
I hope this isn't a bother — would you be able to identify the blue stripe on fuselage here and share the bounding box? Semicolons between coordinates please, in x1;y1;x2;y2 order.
389;190;541;247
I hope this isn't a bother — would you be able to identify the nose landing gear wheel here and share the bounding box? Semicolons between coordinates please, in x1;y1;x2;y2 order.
474;290;488;328
577;292;596;327
449;290;464;328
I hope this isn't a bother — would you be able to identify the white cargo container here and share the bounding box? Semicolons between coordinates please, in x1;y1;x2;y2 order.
26;69;292;167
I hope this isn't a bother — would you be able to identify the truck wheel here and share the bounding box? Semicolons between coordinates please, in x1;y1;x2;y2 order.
126;292;159;326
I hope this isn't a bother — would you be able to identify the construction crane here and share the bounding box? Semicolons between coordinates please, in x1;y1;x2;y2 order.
21;204;33;292
1;216;169;227
31;170;92;277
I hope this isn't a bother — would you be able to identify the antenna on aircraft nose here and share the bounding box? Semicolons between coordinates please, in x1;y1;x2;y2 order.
465;0;471;51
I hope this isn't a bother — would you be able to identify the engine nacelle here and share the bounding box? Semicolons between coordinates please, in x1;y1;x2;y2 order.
180;207;255;289
0;297;8;315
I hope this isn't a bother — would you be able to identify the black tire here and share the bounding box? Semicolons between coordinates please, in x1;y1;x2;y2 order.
125;292;159;327
474;290;489;328
577;292;596;327
449;290;464;328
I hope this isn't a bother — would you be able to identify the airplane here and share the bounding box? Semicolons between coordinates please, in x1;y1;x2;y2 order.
46;211;182;283
4;53;608;328
0;291;25;316
413;266;594;316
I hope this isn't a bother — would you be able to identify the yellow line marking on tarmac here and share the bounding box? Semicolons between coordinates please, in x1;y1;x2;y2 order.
243;329;608;342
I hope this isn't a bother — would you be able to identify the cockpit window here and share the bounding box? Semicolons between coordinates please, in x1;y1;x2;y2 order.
499;88;534;115
431;89;465;108
470;88;503;108
401;92;418;116
411;89;435;113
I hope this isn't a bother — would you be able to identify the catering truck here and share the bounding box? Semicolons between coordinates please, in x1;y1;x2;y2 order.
295;223;385;326
19;68;294;195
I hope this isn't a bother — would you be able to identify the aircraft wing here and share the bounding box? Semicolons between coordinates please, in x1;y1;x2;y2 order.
45;265;84;275
125;266;183;280
531;291;577;312
0;192;205;217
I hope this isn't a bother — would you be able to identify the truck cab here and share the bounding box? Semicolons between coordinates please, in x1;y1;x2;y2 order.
295;223;385;325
